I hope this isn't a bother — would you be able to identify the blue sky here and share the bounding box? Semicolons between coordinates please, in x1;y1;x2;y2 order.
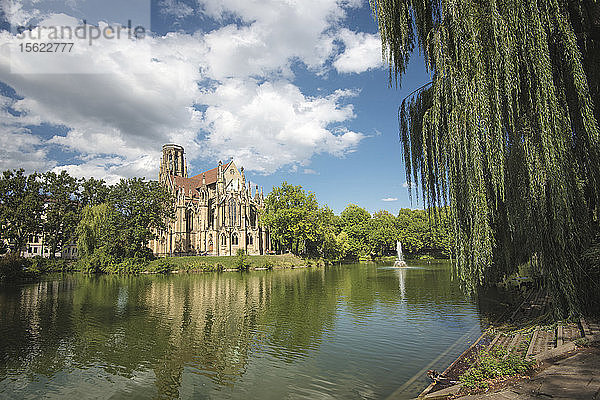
0;0;431;214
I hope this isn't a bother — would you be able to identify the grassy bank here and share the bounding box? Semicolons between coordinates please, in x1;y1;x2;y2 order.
1;253;320;282
149;253;314;272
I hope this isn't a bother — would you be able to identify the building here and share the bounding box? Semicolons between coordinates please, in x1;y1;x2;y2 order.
22;233;78;259
150;144;270;256
16;199;79;260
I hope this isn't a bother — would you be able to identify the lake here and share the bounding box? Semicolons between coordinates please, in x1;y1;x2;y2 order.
0;262;492;399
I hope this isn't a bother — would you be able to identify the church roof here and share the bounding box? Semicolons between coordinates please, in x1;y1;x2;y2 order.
190;161;231;184
171;161;232;197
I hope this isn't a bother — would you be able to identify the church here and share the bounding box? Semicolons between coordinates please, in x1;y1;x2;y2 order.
150;144;270;256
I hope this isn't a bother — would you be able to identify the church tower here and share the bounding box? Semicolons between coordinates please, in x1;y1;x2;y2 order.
159;144;187;183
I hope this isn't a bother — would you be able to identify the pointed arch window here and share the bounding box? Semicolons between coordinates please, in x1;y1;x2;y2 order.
232;233;239;246
221;234;227;246
228;198;238;226
186;209;193;231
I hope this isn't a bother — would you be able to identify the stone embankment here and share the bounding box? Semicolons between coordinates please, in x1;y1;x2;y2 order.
417;289;600;400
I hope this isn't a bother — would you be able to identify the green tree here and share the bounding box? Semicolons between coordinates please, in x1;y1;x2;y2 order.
80;177;110;207
0;169;43;254
42;171;80;259
77;203;117;258
108;178;173;259
395;208;453;258
396;209;428;255
371;0;600;315
368;210;399;256
76;203;120;271
75;178;173;269
339;204;371;258
261;182;320;255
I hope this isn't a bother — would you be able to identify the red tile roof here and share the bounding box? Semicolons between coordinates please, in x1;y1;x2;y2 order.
171;162;231;197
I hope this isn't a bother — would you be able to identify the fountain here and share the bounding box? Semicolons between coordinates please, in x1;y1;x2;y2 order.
394;241;407;267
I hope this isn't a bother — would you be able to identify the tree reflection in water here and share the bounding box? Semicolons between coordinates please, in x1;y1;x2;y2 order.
0;262;491;399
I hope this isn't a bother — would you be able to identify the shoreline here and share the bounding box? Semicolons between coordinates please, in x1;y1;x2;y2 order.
417;289;600;399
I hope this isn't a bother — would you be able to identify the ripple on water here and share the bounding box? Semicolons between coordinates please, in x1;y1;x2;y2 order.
0;263;489;399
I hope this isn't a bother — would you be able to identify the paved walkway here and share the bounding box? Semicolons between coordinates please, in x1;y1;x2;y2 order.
459;345;600;399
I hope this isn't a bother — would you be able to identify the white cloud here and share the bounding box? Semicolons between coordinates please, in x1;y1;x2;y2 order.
0;0;43;26
200;79;363;173
333;28;383;74
0;23;206;179
0;0;375;180
52;154;158;184
198;0;346;79
381;197;398;202
0;126;55;172
0;94;55;172
160;0;194;19
303;168;318;175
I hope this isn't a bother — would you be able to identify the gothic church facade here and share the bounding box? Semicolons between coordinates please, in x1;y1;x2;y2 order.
150;144;270;256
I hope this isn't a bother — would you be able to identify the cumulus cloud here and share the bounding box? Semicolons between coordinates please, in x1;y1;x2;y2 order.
0;0;375;180
381;197;398;202
0;127;55;172
160;0;195;19
198;0;345;79
333;28;383;74
200;79;363;173
0;94;55;172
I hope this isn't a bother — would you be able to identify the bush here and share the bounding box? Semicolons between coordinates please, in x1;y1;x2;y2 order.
30;257;74;273
110;258;149;274
459;348;535;390
234;249;251;271
263;260;274;270
0;254;36;283
77;248;118;273
152;258;175;274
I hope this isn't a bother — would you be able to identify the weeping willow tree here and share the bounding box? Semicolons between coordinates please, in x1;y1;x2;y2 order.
370;0;600;316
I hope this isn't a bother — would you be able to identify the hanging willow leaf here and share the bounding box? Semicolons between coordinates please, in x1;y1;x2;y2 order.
371;0;600;317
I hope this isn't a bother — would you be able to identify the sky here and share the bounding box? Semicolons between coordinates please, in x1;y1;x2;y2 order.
0;0;431;214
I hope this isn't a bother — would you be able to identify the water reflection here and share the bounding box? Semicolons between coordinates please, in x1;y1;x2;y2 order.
0;263;489;399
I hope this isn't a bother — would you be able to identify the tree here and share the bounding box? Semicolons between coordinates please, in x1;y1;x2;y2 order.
339;204;371;258
261;182;321;255
0;169;43;254
75;178;173;269
371;0;600;316
108;178;173;259
76;203;120;271
80;177;110;207
368;210;399;256
42;171;80;259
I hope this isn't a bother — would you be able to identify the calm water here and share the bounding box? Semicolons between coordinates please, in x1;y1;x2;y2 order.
0;262;492;399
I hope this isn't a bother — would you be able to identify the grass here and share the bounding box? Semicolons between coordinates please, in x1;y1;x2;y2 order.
459;347;535;390
148;253;310;272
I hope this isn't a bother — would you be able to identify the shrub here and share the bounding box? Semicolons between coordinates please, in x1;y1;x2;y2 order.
110;258;148;274
182;260;212;272
31;257;74;273
263;260;274;270
0;254;36;283
77;249;118;273
234;249;251;271
152;258;175;274
459;348;535;390
211;262;224;272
